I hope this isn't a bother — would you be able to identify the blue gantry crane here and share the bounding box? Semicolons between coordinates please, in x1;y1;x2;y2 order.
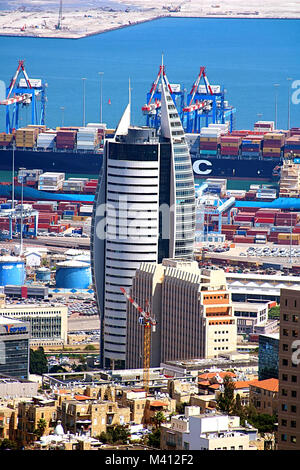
0;60;47;133
182;66;236;133
142;59;185;129
143;63;236;134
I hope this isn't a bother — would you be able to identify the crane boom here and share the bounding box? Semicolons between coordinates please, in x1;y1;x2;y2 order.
120;287;156;394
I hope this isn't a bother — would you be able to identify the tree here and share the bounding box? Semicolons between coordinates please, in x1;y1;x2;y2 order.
34;418;47;439
216;375;236;415
0;438;18;450
147;428;161;449
29;347;48;375
98;425;130;445
152;411;166;429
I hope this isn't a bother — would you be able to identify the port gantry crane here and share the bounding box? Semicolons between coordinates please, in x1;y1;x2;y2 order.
0;60;46;133
120;287;157;395
142;58;185;129
183;66;236;133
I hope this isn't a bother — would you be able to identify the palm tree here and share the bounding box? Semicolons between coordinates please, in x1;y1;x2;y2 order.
152;411;166;429
34;418;47;439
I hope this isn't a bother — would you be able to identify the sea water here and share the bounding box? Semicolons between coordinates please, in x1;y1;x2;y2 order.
0;17;299;131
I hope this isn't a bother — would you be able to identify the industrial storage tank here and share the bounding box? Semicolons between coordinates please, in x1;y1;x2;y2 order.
35;267;51;282
0;256;25;286
55;260;92;289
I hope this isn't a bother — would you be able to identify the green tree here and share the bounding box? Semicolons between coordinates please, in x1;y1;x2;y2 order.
152;411;166;429
147;428;161;449
99;425;130;445
29;347;48;375
216;375;236;415
34;418;47;439
0;438;18;450
84;345;96;351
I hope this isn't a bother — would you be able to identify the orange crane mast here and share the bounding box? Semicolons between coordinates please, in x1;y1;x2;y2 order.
120;287;156;394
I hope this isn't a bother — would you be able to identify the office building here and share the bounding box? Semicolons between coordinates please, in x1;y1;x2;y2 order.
277;288;300;450
233;301;268;335
0;315;30;379
91;79;196;368
126;260;237;368
0;296;68;346
258;333;279;380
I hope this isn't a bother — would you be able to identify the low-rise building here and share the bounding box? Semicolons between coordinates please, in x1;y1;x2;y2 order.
233;301;269;335
249;378;279;416
161;408;258;450
59;395;131;437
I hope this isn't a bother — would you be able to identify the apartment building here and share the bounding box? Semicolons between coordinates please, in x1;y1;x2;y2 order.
16;397;58;446
126;260;237;368
116;388;176;425
160;408;258;451
59;396;131;437
249;378;279;416
277;288;300;450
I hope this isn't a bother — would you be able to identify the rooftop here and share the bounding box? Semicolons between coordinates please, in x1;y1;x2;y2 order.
249;378;279;393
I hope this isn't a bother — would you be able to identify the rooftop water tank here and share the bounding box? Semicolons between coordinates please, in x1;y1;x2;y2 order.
0;256;25;286
55;260;92;289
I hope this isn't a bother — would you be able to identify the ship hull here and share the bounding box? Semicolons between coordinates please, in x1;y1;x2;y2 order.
191;155;281;180
0;148;281;181
0;148;103;175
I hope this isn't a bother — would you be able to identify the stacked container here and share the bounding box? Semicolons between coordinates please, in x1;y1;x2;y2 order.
76;127;98;151
38;172;65;191
56;130;77;150
83;179;98;194
263;132;285;158
0;133;14;147
254;121;274;132
241;134;263;157
220;135;241;156
199;124;228;156
284;135;300;158
37;131;56;150
275;212;298;226
15;127;39;148
63;177;88;193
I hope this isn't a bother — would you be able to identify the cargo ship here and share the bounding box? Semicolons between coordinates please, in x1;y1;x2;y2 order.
0;121;299;181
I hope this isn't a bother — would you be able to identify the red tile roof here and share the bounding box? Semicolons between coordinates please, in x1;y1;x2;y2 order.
150;401;168;407
198;371;236;380
249;378;279;393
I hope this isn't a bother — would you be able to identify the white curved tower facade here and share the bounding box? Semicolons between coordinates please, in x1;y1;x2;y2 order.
91;83;195;369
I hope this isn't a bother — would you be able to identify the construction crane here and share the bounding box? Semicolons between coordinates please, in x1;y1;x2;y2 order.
56;0;63;30
0;60;46;133
120;287;156;394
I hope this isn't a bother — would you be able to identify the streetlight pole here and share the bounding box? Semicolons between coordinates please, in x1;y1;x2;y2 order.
82;78;86;127
98;72;104;123
274;83;280;129
60;106;65;127
287;77;292;129
12;143;15;210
